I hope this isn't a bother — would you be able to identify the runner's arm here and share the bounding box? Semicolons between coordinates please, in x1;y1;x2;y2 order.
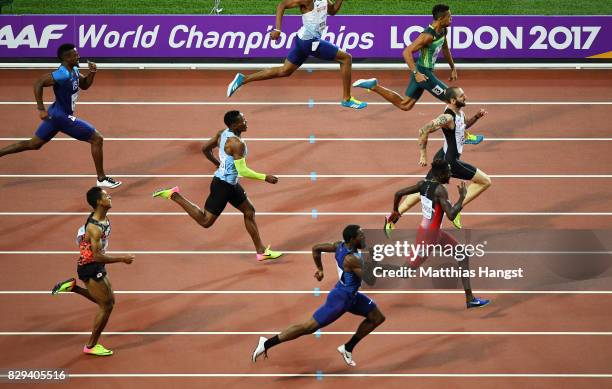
34;73;55;112
392;180;424;213
344;253;364;280
312;241;340;280
402;33;434;73
418;113;453;166
228;139;266;180
274;0;310;32
435;183;466;221
202;130;223;167
442;30;457;80
327;0;344;15
89;225;133;264
465;109;487;129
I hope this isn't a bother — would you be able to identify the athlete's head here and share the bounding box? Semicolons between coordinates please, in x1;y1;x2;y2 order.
57;43;79;66
431;159;452;184
445;86;466;108
343;224;365;249
224;110;248;133
86;187;112;210
432;4;452;27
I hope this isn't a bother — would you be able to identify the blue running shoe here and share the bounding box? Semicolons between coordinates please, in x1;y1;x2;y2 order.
341;97;367;110
227;73;245;98
467;297;490;309
464;132;484;145
352;78;378;90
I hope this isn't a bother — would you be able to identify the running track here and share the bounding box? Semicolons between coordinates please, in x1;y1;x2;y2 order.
0;68;611;388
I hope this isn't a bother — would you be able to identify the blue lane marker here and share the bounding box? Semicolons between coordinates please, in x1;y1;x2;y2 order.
311;208;318;219
308;98;315;108
316;370;323;381
309;134;316;144
310;171;317;181
315;329;322;338
313;287;320;296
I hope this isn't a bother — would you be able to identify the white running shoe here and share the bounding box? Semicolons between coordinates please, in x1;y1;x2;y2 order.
97;176;122;188
337;344;356;366
252;336;268;362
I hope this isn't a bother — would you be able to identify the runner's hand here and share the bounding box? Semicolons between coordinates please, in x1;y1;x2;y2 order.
123;255;135;264
87;60;97;73
476;108;487;118
449;68;458;81
38;109;49;120
314;269;324;281
270;30;281;40
265;175;278;184
457;182;467;198
415;72;429;83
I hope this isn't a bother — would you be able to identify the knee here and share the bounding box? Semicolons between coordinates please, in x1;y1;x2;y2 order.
339;52;352;64
480;174;492;189
200;217;214;229
399;100;414;111
28;139;44;150
92;132;103;145
374;312;386;326
243;207;256;220
102;298;114;312
303;320;319;334
278;66;294;78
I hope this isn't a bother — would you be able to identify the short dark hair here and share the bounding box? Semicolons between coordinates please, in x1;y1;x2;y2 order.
431;159;450;177
444;86;461;102
224;110;242;128
57;43;76;60
343;224;361;243
86;187;103;209
432;4;450;20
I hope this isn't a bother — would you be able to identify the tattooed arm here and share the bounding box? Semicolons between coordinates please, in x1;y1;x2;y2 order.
465;108;487;129
418;113;453;166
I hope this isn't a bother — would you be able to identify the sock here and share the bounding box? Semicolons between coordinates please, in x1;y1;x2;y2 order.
344;335;361;352
264;335;280;350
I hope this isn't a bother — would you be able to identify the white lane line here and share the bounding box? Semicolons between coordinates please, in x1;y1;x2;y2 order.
0;212;610;216
0;250;609;255
2;290;612;295
1;101;611;106
1;331;610;336
1;174;610;179
48;373;612;378
1;137;612;142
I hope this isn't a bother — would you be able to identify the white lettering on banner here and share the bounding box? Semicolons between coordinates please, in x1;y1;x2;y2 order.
392;24;600;51
0;24;66;49
79;24;159;48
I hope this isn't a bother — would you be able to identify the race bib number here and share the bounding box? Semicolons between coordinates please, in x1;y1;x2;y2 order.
421;196;433;220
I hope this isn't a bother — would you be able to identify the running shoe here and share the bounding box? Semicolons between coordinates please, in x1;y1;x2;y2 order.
452;213;462;230
467;297;491;309
152;186;180;200
340;97;367;110
227;73;245;98
96;176;122;188
256;246;283;262
383;216;395;239
337;344;356;367
352;78;378;90
251;336;268;362
51;278;75;295
83;344;113;356
464;132;484;145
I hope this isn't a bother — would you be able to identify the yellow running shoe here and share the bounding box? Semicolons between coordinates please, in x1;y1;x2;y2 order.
51;278;75;295
452;213;463;230
152;186;180;199
464;132;484;145
256;246;283;262
83;344;113;356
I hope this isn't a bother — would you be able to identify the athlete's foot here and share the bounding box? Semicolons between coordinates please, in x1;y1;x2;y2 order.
152;186;180;200
352;78;378;90
467;297;490;309
51;278;75;295
97;176;121;188
452;212;462;230
337;344;356;367
227;73;245;98
340;97;367;110
383;216;396;239
256;245;283;262
252;336;268;362
83;344;113;356
464;132;484;145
